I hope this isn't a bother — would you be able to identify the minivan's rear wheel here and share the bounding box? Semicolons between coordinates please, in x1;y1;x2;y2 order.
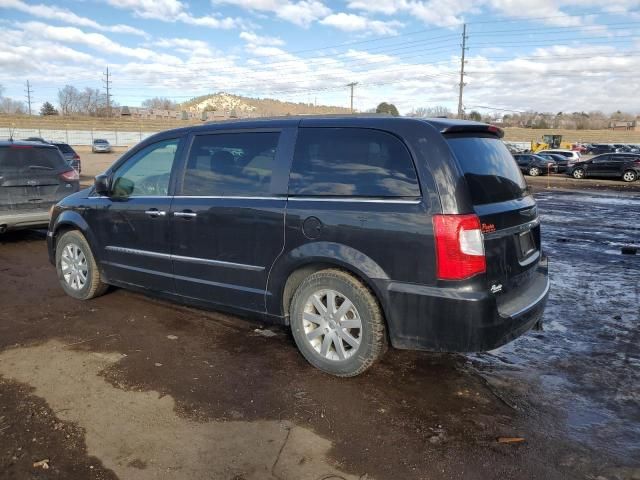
56;230;108;300
572;168;585;179
528;166;541;176
622;170;637;182
290;269;386;377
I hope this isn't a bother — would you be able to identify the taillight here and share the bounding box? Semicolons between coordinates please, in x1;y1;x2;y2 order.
60;169;79;181
73;153;80;159
433;214;486;280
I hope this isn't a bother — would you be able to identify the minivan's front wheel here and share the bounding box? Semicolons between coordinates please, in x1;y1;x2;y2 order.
290;269;386;377
622;170;637;182
572;168;585;179
56;230;108;300
528;166;541;176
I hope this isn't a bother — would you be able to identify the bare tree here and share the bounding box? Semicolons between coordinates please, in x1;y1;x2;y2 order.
409;106;452;118
142;97;178;110
0;97;26;114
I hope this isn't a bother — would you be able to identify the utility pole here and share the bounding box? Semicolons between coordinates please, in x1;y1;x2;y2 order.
346;82;358;113
103;66;112;117
25;80;33;115
457;23;468;119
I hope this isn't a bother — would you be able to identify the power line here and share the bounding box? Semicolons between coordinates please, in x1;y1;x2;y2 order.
346;82;358;113
103;66;112;117
458;24;468;119
25;80;33;115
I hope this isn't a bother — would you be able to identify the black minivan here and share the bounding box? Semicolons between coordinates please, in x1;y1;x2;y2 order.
48;117;549;376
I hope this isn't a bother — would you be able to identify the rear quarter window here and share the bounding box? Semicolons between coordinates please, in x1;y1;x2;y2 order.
446;136;526;205
289;127;420;197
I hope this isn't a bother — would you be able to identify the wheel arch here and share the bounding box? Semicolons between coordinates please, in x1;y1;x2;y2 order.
267;242;390;325
50;211;101;263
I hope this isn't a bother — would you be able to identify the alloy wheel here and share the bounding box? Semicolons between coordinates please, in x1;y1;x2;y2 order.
60;243;88;291
302;289;362;361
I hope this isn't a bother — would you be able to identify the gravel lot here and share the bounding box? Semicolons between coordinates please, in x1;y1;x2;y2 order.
0;155;639;479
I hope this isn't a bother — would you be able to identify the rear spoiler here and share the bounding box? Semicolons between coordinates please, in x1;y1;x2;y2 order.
440;124;504;139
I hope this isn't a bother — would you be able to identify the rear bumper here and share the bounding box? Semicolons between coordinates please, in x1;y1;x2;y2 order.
379;257;549;352
0;210;50;231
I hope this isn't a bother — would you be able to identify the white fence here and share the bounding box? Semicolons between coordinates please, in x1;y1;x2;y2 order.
0;128;158;147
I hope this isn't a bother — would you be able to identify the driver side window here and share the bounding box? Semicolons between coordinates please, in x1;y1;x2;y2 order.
111;138;179;198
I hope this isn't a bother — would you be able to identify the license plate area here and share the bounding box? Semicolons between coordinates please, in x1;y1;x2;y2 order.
516;229;536;260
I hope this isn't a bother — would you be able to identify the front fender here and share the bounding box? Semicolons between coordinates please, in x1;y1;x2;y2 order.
266;241;390;318
49;209;101;265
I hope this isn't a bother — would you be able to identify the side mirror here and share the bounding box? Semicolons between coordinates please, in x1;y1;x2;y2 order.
94;174;111;196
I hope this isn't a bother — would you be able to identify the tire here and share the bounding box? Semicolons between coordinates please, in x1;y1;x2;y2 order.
572;168;585;179
622;170;637;182
56;230;108;300
528;166;541;176
289;269;387;377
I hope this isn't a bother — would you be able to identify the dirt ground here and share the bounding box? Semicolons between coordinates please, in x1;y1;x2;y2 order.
1;160;639;479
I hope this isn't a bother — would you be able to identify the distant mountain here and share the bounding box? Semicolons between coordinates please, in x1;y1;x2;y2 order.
181;92;351;117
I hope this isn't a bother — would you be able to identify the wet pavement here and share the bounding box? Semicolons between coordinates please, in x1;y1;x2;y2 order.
0;188;639;480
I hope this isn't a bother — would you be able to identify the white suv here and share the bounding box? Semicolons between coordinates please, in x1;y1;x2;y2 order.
537;149;581;164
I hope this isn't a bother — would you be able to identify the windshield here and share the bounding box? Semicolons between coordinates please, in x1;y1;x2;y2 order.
447;135;527;205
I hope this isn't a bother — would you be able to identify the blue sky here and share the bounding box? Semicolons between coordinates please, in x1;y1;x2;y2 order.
0;0;639;115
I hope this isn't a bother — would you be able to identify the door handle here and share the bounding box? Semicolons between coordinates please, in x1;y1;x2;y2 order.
145;209;166;217
174;211;197;218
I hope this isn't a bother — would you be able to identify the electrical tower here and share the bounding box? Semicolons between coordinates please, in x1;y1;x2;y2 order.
25;80;33;115
457;24;468;119
346;82;358;113
103;66;112;117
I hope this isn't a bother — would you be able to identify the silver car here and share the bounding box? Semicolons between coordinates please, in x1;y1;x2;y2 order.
92;139;112;153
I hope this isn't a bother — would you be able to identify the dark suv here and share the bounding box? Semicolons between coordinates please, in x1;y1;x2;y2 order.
48;117;549;376
1;141;80;232
513;153;557;176
568;153;640;182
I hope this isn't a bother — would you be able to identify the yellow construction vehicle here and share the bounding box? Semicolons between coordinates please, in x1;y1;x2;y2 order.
530;134;573;152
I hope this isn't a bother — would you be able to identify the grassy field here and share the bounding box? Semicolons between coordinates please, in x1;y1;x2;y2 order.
1;114;639;143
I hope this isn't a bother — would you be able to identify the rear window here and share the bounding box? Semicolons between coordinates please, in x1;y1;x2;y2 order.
54;143;74;154
289;127;420;197
0;146;66;172
446;136;526;205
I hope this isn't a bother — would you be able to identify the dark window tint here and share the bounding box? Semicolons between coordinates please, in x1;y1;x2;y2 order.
53;143;74;154
182;132;279;196
289;128;420;197
592;155;609;163
447;136;526;205
0;146;65;173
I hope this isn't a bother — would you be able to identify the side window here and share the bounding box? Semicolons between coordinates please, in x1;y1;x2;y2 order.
593;155;609;163
182;132;279;196
289;128;420;197
111;138;179;198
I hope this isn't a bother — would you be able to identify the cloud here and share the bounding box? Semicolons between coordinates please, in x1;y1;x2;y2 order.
320;13;403;35
0;0;147;36
239;31;285;46
214;0;331;26
106;0;242;29
21;21;181;62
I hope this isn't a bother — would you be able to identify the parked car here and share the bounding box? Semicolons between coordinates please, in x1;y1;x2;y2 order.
536;153;569;172
92;139;112;153
514;153;558;176
536;149;581;164
52;142;81;173
567;153;640;182
571;144;587;153
48;117;549;377
586;144;616;155
0;141;80;232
